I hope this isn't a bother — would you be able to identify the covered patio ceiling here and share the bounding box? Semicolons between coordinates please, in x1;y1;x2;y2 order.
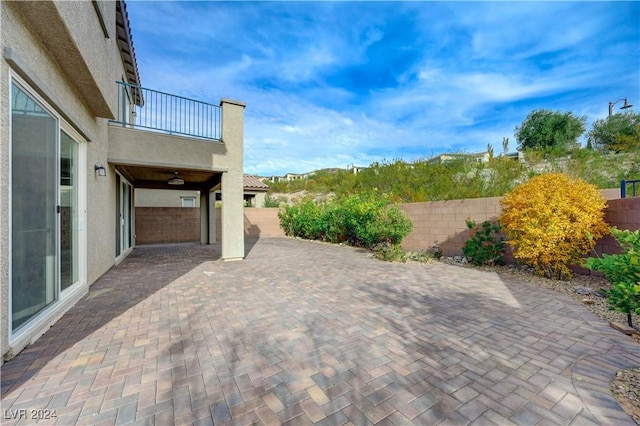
114;164;222;191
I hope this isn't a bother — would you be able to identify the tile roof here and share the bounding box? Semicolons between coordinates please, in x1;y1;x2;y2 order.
244;175;270;191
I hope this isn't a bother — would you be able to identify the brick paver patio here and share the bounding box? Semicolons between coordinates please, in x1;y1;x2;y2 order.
2;238;639;425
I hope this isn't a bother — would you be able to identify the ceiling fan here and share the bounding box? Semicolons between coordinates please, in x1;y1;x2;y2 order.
168;171;184;186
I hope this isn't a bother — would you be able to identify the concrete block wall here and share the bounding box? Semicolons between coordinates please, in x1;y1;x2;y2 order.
244;208;286;238
399;197;503;255
135;207;200;244
595;197;640;255
215;207;285;240
135;194;639;261
399;190;632;257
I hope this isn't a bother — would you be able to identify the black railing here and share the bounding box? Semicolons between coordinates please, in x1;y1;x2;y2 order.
621;179;640;198
109;81;221;140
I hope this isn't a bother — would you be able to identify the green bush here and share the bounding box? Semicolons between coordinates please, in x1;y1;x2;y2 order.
372;243;408;262
263;194;282;208
278;199;325;240
278;192;413;249
462;220;506;266
585;228;640;327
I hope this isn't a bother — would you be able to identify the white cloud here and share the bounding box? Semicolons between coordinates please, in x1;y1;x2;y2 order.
127;1;640;176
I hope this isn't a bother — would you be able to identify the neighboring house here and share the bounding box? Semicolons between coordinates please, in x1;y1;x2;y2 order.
1;0;246;361
347;164;368;175
261;167;350;183
242;175;270;207
429;151;523;164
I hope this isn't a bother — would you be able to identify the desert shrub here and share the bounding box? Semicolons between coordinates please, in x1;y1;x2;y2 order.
372;244;432;263
336;193;413;248
263;194;282;208
372;243;408;262
278;192;413;249
462;219;506;266
585;228;640;327
278;199;325;239
499;173;609;279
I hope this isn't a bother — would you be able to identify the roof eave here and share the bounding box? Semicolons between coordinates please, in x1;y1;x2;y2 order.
115;1;142;95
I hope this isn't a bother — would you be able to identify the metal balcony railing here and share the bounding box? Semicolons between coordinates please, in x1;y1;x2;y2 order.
621;179;640;198
110;81;221;140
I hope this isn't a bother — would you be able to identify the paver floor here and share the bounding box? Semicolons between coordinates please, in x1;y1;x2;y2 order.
1;238;639;425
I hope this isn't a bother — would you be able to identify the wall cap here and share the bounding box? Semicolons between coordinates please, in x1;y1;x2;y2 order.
220;98;247;108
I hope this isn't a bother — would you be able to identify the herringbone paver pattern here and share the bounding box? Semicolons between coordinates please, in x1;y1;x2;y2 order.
2;238;638;425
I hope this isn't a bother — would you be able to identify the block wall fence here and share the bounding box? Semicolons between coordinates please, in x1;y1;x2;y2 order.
398;189;634;257
136;207;285;244
136;189;638;261
135;207;200;244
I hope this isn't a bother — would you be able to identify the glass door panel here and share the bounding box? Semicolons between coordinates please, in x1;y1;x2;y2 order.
11;82;58;331
60;131;78;292
121;180;132;252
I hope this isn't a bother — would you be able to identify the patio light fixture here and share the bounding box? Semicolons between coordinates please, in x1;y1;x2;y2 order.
608;97;633;117
168;171;184;185
94;165;107;177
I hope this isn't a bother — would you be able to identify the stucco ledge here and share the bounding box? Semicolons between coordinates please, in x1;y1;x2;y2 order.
220;98;247;108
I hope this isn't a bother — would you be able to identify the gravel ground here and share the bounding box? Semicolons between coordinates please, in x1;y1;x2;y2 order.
465;261;640;423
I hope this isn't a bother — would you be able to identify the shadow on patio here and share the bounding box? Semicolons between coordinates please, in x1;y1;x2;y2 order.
1;242;221;397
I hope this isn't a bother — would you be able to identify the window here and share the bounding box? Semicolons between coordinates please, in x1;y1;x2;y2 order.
181;197;196;208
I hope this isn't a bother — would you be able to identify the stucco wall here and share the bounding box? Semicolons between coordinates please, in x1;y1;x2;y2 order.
135;189;201;208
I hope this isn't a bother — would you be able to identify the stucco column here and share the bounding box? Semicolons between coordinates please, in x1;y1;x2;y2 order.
220;99;246;261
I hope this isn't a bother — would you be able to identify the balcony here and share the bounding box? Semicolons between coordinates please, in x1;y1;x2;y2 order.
109;81;221;141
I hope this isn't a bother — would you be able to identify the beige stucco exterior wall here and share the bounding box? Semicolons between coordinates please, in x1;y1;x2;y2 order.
1;1;125;360
108;127;230;172
135;189;201;208
246;191;267;208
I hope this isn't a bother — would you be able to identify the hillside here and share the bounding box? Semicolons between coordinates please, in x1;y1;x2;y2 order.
265;150;639;204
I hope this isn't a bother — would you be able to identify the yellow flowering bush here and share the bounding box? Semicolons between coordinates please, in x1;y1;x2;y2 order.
499;173;609;279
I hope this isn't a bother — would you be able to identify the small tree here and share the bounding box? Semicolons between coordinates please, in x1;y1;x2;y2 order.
499;173;609;279
585;228;640;328
514;109;586;153
587;111;640;152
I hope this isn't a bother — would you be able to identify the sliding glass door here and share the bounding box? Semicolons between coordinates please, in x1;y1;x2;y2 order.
11;80;82;334
115;174;133;258
11;82;58;331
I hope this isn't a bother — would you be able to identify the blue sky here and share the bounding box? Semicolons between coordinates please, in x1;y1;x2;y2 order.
126;1;640;176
